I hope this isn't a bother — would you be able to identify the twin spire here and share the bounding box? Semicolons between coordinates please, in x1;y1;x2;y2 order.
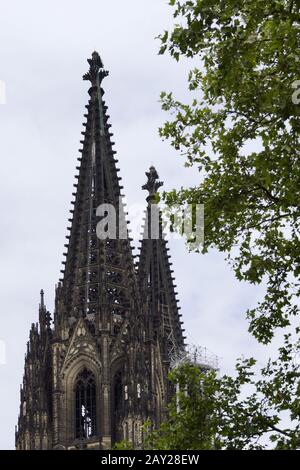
16;52;185;451
82;50;109;85
40;52;181;337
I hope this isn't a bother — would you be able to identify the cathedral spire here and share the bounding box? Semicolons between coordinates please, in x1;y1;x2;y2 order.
17;54;186;450
138;166;185;359
56;51;138;332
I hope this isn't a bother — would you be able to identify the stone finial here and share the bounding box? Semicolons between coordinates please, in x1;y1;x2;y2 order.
83;51;109;85
142;166;163;200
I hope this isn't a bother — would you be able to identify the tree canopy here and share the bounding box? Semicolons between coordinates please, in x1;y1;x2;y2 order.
159;0;300;343
145;350;300;450
153;0;300;449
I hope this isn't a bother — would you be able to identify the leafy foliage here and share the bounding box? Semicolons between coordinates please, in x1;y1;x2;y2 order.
146;348;300;450
113;439;134;450
152;0;300;450
145;364;218;450
159;0;300;343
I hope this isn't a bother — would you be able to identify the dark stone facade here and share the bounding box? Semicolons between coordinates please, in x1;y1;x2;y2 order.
15;52;185;450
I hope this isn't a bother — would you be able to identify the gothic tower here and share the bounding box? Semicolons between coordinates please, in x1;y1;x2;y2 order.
15;52;185;450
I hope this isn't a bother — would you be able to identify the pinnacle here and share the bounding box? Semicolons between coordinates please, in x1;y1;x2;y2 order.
83;51;109;85
142;166;164;201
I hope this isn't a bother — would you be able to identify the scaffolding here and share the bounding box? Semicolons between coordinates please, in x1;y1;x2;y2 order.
170;344;219;372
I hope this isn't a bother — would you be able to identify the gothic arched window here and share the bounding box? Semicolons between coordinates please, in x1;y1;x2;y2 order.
75;368;97;439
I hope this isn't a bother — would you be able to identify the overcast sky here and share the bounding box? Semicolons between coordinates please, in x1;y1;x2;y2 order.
0;0;271;449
